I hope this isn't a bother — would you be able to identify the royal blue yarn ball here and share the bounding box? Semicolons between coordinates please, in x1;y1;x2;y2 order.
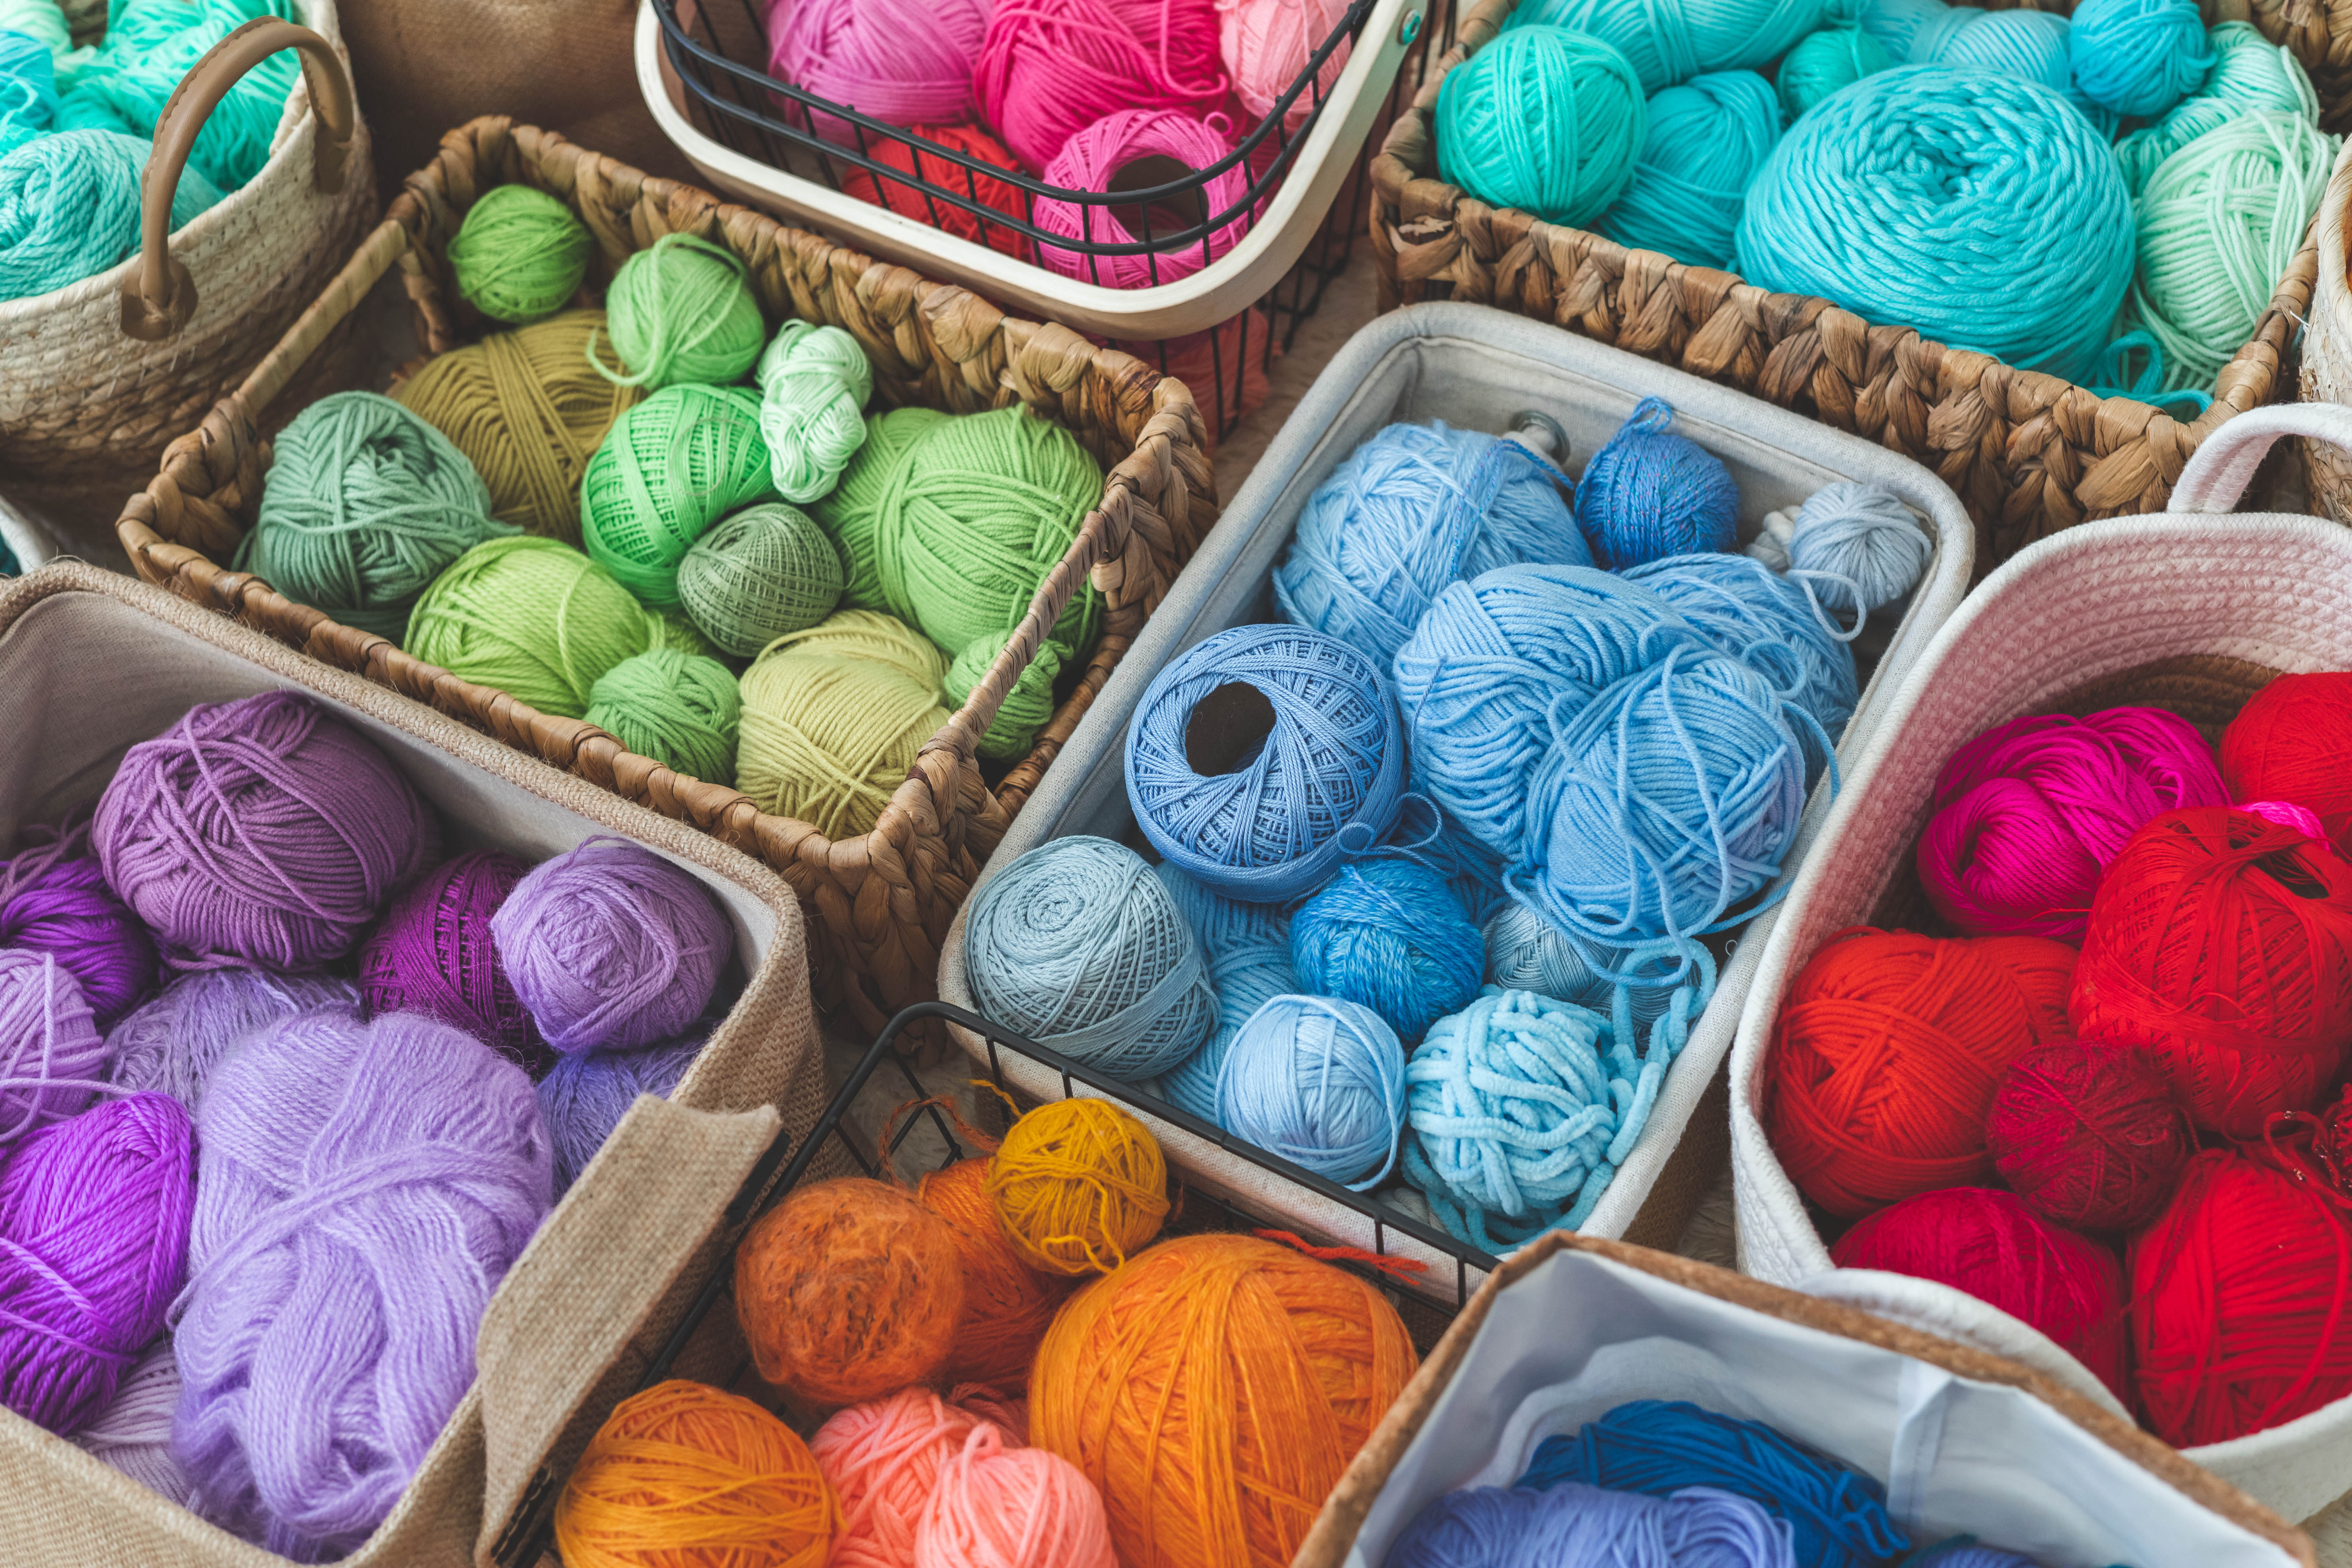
1291;859;1485;1044
1574;397;1740;569
2068;0;2214;117
1621;551;1857;752
1216;992;1406;1188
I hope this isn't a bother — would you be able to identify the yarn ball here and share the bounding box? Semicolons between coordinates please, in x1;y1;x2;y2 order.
1785;481;1930;616
1221;0;1352;129
592;232;767;391
358;849;541;1072
1574;397;1740;568
2224;672;2352;854
174;1008;550;1560
735;609;952;838
1778;27;1891;117
555;1380;837;1568
491;836;730;1055
53;0;295;192
1620;552;1859;751
767;0;988;142
677;502;844;657
0;1090;192;1435
814;405;950;611
0;27;56;155
944;629;1064;762
0;129;220;302
984;1096;1170;1275
1736;66;2133;382
1216;992;1405;1188
537;1023;708;1193
1035;109;1252;289
1483;903;1679;1045
1031;1233;1416;1568
1598;71;1781;270
1383;1485;1545;1568
1395;1480;1791;1568
1508;0;1827;93
445;184;592;324
0;819;157;1030
2069;0;2214;116
756;319;872;502
917;1424;1114;1568
581;383;776;609
975;0;1229;171
1918;706;2229;941
1274;421;1590;669
1151;862;1298;1124
734;1177;965;1405
1290;860;1483;1043
916;1157;1074;1388
1764;927;2079;1218
2115;22;2319;196
105;969;361;1114
1436;25;1646;228
841;124;1031;256
2071;806;2352;1138
812;1386;998;1568
2241;797;2329;839
94;690;436;971
1986;1041;2193;1232
586;647;743;783
1125;623;1407;903
1921;8;2113;132
70;1338;192;1505
239;390;511;642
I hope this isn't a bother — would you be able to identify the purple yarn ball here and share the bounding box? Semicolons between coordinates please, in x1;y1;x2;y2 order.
175;1008;551;1560
489;836;729;1054
0;1091;193;1437
0;817;160;1030
0;949;106;1146
536;1021;711;1193
358;849;545;1074
93;691;438;972
104;968;362;1116
71;1338;193;1505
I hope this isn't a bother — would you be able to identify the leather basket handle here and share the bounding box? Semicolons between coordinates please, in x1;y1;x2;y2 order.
120;18;355;342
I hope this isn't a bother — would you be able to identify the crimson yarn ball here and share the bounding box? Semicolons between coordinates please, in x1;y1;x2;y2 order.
358;850;544;1074
1985;1041;2195;1232
2221;672;2352;856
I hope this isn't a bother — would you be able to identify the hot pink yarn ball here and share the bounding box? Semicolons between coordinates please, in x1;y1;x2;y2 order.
975;0;1231;171
359;850;545;1075
1218;0;1352;130
1036;109;1256;288
915;1423;1115;1568
0;951;105;1147
2240;798;2329;841
767;0;988;143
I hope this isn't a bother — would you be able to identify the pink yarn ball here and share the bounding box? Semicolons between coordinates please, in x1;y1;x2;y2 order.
975;0;1231;171
1036;110;1255;288
766;0;988;144
914;1423;1115;1568
1218;0;1352;130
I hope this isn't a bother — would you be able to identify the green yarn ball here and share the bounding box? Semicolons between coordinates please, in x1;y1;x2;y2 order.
2115;22;2320;195
944;630;1064;762
756;319;873;503
735;609;951;839
591;232;766;391
1436;25;1646;228
238;391;512;643
586;646;742;782
580;383;775;609
1778;27;1891;119
446;185;593;325
676;501;844;658
812;405;949;616
407;535;670;719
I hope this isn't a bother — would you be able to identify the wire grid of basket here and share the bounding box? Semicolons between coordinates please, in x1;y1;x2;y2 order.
112;116;1220;1045
1368;0;2317;576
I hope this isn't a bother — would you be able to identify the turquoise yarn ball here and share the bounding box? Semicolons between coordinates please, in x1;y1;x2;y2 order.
1599;71;1781;268
56;0;299;193
1858;0;1971;61
1216;993;1406;1189
1151;861;1297;1126
1734;65;2134;382
1777;28;1890;119
1291;860;1485;1045
1436;25;1647;228
1510;0;1825;94
1926;8;2117;135
0;28;58;155
0;128;221;301
1622;551;1858;748
1572;397;1740;568
2069;0;2215;117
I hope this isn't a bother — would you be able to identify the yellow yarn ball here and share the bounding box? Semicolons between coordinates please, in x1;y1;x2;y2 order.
983;1097;1170;1276
735;609;950;839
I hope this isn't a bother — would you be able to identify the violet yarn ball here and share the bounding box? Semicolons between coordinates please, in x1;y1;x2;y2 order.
93;691;438;971
0;949;106;1147
0;1091;193;1437
537;1021;711;1193
359;849;544;1074
490;836;730;1054
0;817;159;1029
105;968;361;1116
175;1008;552;1560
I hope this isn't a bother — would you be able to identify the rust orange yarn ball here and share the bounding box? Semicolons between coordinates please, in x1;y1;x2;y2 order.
919;1156;1076;1387
984;1097;1171;1276
1030;1233;1418;1568
734;1177;965;1406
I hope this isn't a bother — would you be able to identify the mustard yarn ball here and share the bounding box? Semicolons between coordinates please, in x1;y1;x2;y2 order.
580;383;775;609
982;1097;1170;1276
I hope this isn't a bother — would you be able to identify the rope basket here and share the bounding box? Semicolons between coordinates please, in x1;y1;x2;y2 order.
114;117;1218;1042
1370;0;2317;576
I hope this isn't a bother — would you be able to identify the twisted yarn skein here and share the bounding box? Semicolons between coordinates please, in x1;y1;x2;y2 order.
734;610;951;838
1150;861;1297;1124
756;320;872;502
105;969;360;1114
1220;0;1352;129
2115;22;2319;195
2069;0;2214;116
585;647;743;783
1217;993;1406;1188
915;1157;1074;1388
0;816;156;1030
445;184;592;325
812;1386;997;1568
0;29;57;156
841;124;1032;256
984;1096;1170;1275
1436;25;1646;228
975;0;1230;171
1507;0;1826;92
1035;109;1252;288
814;405;949;613
767;0;988;142
70;1338;192;1504
1784;482;1930;617
581;383;776;608
591;232;767;390
1621;552;1859;749
1599;71;1782;270
1574;398;1739;568
677;502;844;656
1290;860;1483;1043
1777;27;1889;117
916;1424;1115;1568
358;850;541;1072
944;630;1063;762
2224;672;2352;854
1986;1041;2193;1232
0;128;220;301
536;1022;708;1193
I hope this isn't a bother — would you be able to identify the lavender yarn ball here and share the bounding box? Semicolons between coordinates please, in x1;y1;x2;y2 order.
0;949;105;1146
537;1021;710;1193
72;1338;193;1505
94;691;438;971
0;817;159;1029
489;836;730;1054
175;1008;552;1560
105;968;361;1116
358;849;543;1073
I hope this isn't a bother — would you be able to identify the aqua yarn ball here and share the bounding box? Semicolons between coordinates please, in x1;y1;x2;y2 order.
1436;25;1646;228
1622;551;1858;749
1926;8;2116;135
2069;0;2214;117
584;647;742;782
1785;481;1930;616
1272;421;1590;669
1858;0;1972;61
1597;71;1781;269
1150;861;1296;1125
2115;23;2318;196
0;128;220;301
1735;66;2133;383
1778;28;1889;118
0;28;58;155
1291;860;1485;1045
1509;0;1825;93
1217;993;1406;1189
1574;397;1740;568
56;0;296;193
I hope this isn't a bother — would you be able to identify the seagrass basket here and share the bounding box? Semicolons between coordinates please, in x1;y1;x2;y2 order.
114;117;1218;1041
1369;0;2317;573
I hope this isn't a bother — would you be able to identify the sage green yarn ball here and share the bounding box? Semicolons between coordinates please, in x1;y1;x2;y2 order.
676;501;844;658
1778;27;1890;118
446;185;593;325
812;405;949;616
585;646;742;782
580;383;775;609
237;391;512;644
1435;25;1646;228
944;630;1064;762
756;319;873;503
407;535;667;719
591;232;766;391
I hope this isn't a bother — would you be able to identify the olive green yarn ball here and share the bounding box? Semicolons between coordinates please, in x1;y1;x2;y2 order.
580;383;775;609
736;610;950;838
811;405;949;616
676;501;844;658
944;629;1064;762
445;185;593;325
591;232;767;391
407;535;667;719
586;646;742;782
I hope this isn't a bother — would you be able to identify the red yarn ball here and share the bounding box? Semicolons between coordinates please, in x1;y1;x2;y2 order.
841;125;1033;258
2070;807;2352;1138
1832;1187;2128;1401
2222;672;2352;856
1985;1041;2194;1232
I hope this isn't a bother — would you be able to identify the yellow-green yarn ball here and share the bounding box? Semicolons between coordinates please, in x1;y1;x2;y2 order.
445;184;594;325
407;536;669;719
591;232;767;391
812;405;949;616
580;383;774;610
586;646;742;782
677;501;844;658
736;610;950;838
944;630;1063;763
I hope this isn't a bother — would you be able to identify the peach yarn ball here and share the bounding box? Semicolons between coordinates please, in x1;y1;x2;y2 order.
813;1387;998;1568
918;1156;1076;1386
984;1097;1171;1276
917;1423;1116;1568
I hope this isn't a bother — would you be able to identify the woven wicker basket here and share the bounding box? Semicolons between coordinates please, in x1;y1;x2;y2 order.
1370;0;2317;574
114;117;1218;1040
2299;132;2352;519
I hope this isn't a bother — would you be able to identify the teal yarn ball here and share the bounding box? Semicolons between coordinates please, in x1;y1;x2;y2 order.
1734;65;2134;382
584;647;742;782
0;128;220;300
1216;993;1406;1189
0;28;58;156
591;232;767;391
1151;861;1296;1126
1436;25;1646;228
445;185;592;325
1291;860;1485;1045
238;391;511;643
1598;71;1780;269
1776;28;1889;119
1509;0;1825;94
2069;0;2215;117
1572;397;1740;568
1924;8;2117;135
2115;22;2319;195
56;0;297;193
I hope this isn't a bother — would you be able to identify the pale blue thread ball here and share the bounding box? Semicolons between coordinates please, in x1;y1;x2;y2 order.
1436;25;1647;227
1574;397;1741;569
1291;860;1485;1045
1508;0;1827;93
1149;862;1296;1125
1599;71;1783;269
1216;993;1406;1189
2069;0;2215;117
1777;28;1890;118
0;128;222;301
1784;481;1930;617
1625;545;1860;747
536;1021;711;1194
1483;903;1679;1044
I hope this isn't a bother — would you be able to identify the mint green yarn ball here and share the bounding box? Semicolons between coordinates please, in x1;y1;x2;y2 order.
2115;22;2320;195
585;646;742;783
944;630;1063;762
1777;28;1889;118
580;384;775;609
591;232;766;391
1510;0;1824;94
0;128;220;300
1437;25;1646;229
447;185;593;325
1599;70;1781;268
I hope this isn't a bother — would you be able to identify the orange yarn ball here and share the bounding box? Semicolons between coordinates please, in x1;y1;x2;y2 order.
735;1177;965;1406
553;1380;838;1568
1031;1233;1418;1568
919;1156;1077;1387
984;1097;1171;1276
917;1423;1116;1568
812;1386;1003;1568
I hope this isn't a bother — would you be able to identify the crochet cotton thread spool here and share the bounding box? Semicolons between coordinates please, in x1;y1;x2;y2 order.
813;1386;996;1568
1986;1041;2193;1231
1035;109;1252;288
2224;672;2352;853
1216;993;1405;1188
814;405;948;613
766;0;988;142
444;184;592;325
915;1158;1074;1388
841;125;1032;256
2115;22;2319;195
70;1339;191;1504
1599;70;1782;270
0;129;220;301
976;0;1230;171
1574;398;1739;568
1621;552;1860;745
591;232;768;390
944;631;1062;762
1436;25;1645;228
1785;481;1930;616
581;383;776;608
678;502;844;657
1151;862;1297;1124
358;850;541;1072
2069;0;2214;116
0;818;157;1030
1290;861;1483;1043
984;1097;1171;1275
537;1023;707;1193
105;969;361;1113
1508;0;1827;93
1778;27;1889;117
917;1424;1115;1568
757;320;872;503
585;647;743;783
1220;0;1352;129
734;611;952;838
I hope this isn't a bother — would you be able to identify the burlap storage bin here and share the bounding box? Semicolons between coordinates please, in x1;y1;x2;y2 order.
113;117;1218;1042
0;562;837;1567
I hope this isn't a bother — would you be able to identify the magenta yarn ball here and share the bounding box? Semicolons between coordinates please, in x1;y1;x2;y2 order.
105;968;362;1115
766;0;988;142
0;950;105;1147
0;817;159;1029
359;849;545;1074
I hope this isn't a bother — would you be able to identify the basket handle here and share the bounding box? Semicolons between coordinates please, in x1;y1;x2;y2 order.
2169;403;2352;516
118;18;355;342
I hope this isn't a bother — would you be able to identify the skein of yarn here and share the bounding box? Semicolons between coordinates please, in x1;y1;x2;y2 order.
1785;482;1931;616
358;849;541;1073
756;320;872;502
1986;1041;2194;1232
1216;993;1406;1187
1599;71;1782;270
444;184;593;325
2224;672;2352;853
0;29;57;156
1918;8;2113;132
70;1338;192;1504
1290;860;1483;1043
0;129;220;301
766;0;988;142
2068;0;2214;116
1777;27;1890;117
1620;552;1859;750
813;1386;997;1568
1151;862;1298;1123
1436;25;1646;228
1035;109;1252;288
2115;22;2319;195
585;647;743;782
1220;0;1352;129
917;1424;1116;1568
984;1096;1171;1275
677;502;845;657
975;0;1230;171
55;0;294;191
1574;398;1739;568
1508;0;1826;92
841;125;1032;255
944;631;1062;761
590;232;768;390
915;1157;1074;1388
814;405;949;612
537;1024;707;1193
0;817;156;1030
734;609;952;837
105;969;361;1113
581;383;776;607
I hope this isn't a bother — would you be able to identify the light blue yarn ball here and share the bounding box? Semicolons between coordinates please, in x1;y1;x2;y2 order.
1778;28;1891;118
1509;0;1826;94
1126;623;1407;904
1924;7;2117;136
964;835;1218;1079
1622;551;1857;760
1483;902;1679;1045
2069;0;2215;117
1858;0;1971;61
1217;993;1407;1190
1436;25;1647;227
1785;480;1931;616
0;128;222;302
0;29;58;156
1597;71;1782;269
1150;860;1297;1125
537;1021;710;1193
1734;66;2134;383
1574;396;1741;568
1274;421;1590;669
1292;860;1486;1045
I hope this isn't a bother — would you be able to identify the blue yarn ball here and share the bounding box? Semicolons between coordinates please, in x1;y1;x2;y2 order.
2069;0;2214;117
0;29;58;155
1385;1484;1547;1568
1924;7;2117;135
1216;992;1407;1189
1910;1544;2041;1568
1598;72;1783;269
1622;551;1859;745
1858;0;1973;61
0;128;222;302
1126;624;1406;904
1509;0;1827;93
1150;861;1297;1124
1290;860;1485;1044
1275;422;1590;669
1388;796;1515;926
1784;480;1931;616
1483;902;1682;1046
1575;397;1741;568
536;1022;710;1193
1436;25;1647;227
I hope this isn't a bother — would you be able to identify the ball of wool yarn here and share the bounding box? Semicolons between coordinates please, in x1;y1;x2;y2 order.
1764;927;2078;1218
915;1157;1074;1389
358;849;541;1072
1598;71;1781;270
55;0;295;191
1986;1040;2193;1232
1412;1480;1794;1568
536;1023;708;1193
1574;397;1740;568
1150;862;1297;1124
0;28;58;155
1483;903;1679;1044
1778;27;1890;117
105;969;361;1113
0;818;156;1030
1785;481;1930;617
1385;1484;1546;1568
581;383;775;608
407;535;683;719
734;609;953;837
70;1338;193;1504
586;647;743;782
0;128;220;300
95;690;436;971
1508;0;1826;94
814;405;950;612
555;1380;837;1568
1274;421;1591;668
1736;66;2132;383
1035;109;1254;289
591;232;767;391
1858;0;1977;62
975;0;1230;171
2069;0;2214;116
0;1090;192;1435
445;184;592;325
767;0;988;142
734;1177;964;1405
1436;26;1646;228
756;319;872;503
491;836;729;1055
239;391;511;642
1621;552;1860;745
1921;8;2115;134
841;124;1032;256
2116;22;2319;195
677;502;844;657
984;1097;1171;1275
1220;0;1352;130
917;1423;1116;1568
2224;672;2352;854
393;311;642;544
813;1386;999;1568
944;630;1063;763
175;1008;550;1559
1031;1233;1415;1568
1290;861;1484;1044
1217;993;1406;1189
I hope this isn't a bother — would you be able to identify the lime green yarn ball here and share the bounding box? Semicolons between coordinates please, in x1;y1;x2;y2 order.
446;185;593;325
591;232;766;391
1778;28;1890;119
812;406;949;616
1436;25;1646;228
580;383;775;609
407;535;666;719
945;630;1064;762
736;610;951;838
586;646;742;782
677;501;844;658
